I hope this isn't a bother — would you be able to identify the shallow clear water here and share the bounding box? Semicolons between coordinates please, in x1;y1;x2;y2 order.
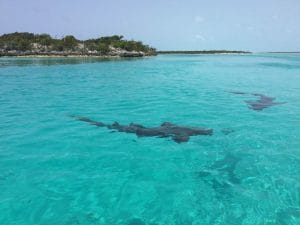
0;54;299;225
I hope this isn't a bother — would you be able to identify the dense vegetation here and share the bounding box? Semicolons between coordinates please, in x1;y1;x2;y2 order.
158;50;251;54
0;32;156;56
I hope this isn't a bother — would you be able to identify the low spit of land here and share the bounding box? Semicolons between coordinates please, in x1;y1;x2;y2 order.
158;50;251;54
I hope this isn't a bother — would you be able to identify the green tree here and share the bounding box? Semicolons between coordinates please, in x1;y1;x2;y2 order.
97;43;110;54
52;39;64;51
36;34;52;47
62;35;78;50
17;40;31;51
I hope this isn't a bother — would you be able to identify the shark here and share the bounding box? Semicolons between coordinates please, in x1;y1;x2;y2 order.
228;91;286;111
70;116;213;143
198;153;242;197
246;93;286;111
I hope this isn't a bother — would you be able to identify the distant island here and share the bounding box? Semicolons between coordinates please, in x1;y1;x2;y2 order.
158;50;251;54
0;32;156;57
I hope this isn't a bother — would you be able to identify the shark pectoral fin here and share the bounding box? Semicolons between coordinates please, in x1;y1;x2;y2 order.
172;134;190;143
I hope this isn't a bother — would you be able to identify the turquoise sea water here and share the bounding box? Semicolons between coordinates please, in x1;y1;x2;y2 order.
0;54;299;225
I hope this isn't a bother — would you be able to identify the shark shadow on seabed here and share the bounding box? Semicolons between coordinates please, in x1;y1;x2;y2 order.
228;91;286;111
198;153;242;197
70;116;213;143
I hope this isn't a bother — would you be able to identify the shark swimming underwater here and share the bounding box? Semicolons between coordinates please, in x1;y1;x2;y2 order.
228;91;286;111
245;93;286;111
198;153;242;197
71;116;213;143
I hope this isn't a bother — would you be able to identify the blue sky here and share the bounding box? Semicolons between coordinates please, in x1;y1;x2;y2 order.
0;0;299;52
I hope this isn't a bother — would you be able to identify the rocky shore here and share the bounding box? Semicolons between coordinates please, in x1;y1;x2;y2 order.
0;47;156;58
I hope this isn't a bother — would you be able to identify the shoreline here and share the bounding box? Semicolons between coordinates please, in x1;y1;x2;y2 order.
158;53;252;55
157;50;251;55
2;52;298;58
0;52;251;58
8;55;124;58
0;54;156;58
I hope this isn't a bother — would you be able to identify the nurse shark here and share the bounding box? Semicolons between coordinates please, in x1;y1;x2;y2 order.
228;91;286;111
71;116;213;143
